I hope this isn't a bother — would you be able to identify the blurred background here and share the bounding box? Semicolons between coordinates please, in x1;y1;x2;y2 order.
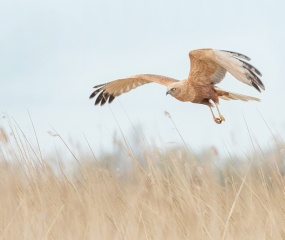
0;0;284;158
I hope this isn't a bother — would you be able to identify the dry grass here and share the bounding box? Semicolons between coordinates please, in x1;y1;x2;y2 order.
1;125;285;239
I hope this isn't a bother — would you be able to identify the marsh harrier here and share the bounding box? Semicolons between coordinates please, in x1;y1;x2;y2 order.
90;49;264;124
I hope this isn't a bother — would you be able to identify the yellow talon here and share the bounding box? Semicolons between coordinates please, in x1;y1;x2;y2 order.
214;118;222;124
220;115;225;122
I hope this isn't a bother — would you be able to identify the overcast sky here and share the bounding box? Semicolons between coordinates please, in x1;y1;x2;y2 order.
1;0;285;159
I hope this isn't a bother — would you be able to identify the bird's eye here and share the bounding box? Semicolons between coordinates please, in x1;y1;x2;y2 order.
172;88;177;91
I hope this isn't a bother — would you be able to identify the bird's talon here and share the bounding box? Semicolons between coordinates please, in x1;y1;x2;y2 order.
214;118;222;124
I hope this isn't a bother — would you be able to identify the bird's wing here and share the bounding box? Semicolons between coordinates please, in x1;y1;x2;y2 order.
89;74;178;106
188;49;265;92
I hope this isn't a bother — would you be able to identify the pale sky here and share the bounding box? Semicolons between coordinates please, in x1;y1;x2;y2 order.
1;0;285;158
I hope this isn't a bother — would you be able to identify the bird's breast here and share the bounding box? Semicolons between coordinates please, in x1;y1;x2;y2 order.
173;85;196;102
191;85;217;103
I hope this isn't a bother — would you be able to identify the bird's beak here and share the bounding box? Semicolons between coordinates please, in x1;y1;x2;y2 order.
166;90;171;95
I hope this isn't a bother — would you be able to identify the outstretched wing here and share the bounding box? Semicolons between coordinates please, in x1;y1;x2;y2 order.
89;74;178;106
188;49;265;92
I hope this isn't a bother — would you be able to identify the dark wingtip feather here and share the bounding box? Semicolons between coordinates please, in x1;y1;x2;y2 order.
249;72;265;90
89;87;103;99
221;50;251;61
92;89;115;106
254;75;265;90
89;92;95;99
239;59;262;77
89;91;97;99
251;81;261;92
93;83;105;88
90;83;106;99
100;94;108;106
244;65;265;92
232;58;265;92
108;95;115;103
95;91;105;105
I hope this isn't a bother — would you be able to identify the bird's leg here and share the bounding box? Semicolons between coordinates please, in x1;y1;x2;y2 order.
214;103;225;122
209;106;222;124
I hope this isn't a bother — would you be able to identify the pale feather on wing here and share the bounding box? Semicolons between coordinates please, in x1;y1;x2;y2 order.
188;49;265;92
89;74;178;106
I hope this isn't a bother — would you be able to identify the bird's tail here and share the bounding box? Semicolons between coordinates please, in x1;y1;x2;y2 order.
215;87;260;102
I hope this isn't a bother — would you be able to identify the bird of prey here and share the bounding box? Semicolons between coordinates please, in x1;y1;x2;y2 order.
90;49;264;124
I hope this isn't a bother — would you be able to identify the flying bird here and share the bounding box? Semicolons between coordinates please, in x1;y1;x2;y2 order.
90;49;264;124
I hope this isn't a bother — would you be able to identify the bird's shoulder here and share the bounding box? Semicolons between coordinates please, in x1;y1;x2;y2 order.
189;48;215;61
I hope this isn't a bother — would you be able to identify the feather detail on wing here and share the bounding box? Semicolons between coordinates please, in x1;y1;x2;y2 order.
89;74;178;106
188;49;265;92
215;87;260;102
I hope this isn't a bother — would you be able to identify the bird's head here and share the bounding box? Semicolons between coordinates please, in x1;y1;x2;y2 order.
166;82;182;97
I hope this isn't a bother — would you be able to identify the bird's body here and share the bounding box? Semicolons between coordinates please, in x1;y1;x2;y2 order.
90;48;264;124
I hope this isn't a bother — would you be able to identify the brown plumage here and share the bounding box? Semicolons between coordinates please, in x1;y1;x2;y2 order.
90;48;265;124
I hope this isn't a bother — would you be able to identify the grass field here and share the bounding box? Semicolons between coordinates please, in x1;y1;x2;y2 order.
1;125;285;240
